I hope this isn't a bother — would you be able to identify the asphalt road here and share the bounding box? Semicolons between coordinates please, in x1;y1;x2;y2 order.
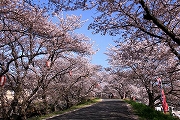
46;99;138;120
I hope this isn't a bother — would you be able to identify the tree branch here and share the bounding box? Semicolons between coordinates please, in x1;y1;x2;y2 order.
139;0;180;46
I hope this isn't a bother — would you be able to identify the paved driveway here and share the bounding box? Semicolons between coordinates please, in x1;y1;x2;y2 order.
46;99;138;120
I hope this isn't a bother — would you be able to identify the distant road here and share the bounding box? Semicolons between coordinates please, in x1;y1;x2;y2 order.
46;99;138;120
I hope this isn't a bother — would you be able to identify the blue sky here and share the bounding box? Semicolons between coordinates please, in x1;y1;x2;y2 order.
33;0;118;68
64;10;118;68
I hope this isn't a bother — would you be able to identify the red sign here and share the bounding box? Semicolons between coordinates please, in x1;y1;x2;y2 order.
46;61;51;67
69;71;72;76
161;89;168;113
0;76;6;86
157;78;168;114
157;78;162;87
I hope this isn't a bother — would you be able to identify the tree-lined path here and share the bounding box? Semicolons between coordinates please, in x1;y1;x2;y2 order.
46;99;138;120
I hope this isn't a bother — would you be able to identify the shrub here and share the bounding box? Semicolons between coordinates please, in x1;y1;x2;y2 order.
125;100;179;120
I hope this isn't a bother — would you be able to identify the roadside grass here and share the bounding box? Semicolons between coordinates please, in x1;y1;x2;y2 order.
125;100;179;120
28;98;101;120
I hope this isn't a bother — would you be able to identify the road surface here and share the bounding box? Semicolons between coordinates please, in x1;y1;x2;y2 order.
46;99;138;120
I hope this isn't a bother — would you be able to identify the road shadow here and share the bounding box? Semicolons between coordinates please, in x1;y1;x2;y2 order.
46;99;138;120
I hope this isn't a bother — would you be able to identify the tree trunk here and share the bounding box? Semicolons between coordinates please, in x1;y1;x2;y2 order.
147;90;154;108
0;95;8;120
19;104;27;120
42;93;48;114
64;95;70;109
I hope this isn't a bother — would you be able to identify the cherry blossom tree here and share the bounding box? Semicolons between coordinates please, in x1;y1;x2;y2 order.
90;0;180;60
24;1;180;104
44;56;102;111
28;0;180;103
0;0;95;119
28;0;180;60
106;40;179;107
104;68;134;99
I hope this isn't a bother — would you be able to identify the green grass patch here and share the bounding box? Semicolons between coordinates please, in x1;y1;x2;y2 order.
125;100;179;120
28;98;101;120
